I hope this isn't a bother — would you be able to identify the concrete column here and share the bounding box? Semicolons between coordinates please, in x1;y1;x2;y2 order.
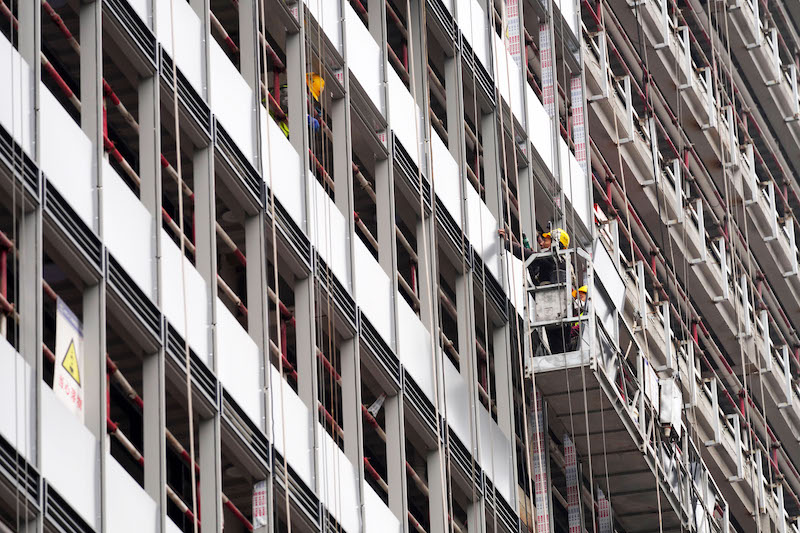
245;213;270;427
492;326;515;440
455;274;473;380
333;95;354;220
79;1;103;147
480;112;502;222
445;55;463;157
17;0;40;69
138;75;162;302
339;338;363;466
192;147;218;364
407;0;428;119
19;211;42;469
492;325;518;509
18;6;42;533
238;0;261;93
426;448;448;533
375;157;396;275
467;499;486;533
415;214;438;332
286;31;310;164
384;394;408;528
293;276;318;411
188;0;210;100
367;0;385;43
82;282;107;531
517;165;536;241
142;349;167;529
137;72;162;217
199;415;224;532
83;283;106;439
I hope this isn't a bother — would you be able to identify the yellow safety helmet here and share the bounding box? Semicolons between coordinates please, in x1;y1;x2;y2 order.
550;228;570;249
306;73;325;101
571;286;588;298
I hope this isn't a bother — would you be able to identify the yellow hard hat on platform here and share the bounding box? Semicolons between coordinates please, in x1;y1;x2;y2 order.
306;73;325;101
551;228;570;248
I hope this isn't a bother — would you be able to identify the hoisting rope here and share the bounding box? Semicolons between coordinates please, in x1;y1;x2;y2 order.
464;0;491;530
311;3;344;529
7;1;30;531
257;0;292;528
405;0;454;529
492;1;535;531
166;0;199;531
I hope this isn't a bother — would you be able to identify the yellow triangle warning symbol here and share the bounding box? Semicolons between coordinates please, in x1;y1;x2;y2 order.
61;339;80;386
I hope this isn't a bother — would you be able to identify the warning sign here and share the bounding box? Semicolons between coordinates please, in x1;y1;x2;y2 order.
252;480;268;527
54;298;84;422
61;340;80;385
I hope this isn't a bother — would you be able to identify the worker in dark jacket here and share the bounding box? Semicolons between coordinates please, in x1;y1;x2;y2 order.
498;228;570;285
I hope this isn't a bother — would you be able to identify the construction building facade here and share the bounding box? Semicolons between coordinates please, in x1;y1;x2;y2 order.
2;0;800;531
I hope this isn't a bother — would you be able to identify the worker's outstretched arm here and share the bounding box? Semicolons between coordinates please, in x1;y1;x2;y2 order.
498;229;532;261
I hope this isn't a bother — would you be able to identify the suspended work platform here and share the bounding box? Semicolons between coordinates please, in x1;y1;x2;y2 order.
528;321;729;533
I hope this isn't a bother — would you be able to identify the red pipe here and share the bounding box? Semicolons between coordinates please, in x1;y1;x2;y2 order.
272;69;281;112
0;248;7;305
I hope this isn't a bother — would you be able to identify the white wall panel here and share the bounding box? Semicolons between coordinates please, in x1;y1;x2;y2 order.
103;160;154;298
155;0;204;95
493;33;523;124
354;240;393;343
527;87;554;173
387;69;421;167
0;339;33;460
559;140;590;229
505;255;528;317
593;239;625;310
125;0;149;26
166;519;183;533
312;180;351;291
346;4;384;112
443;358;471;444
466;186;501;279
477;407;513;501
261;108;305;228
317;428;360;532
0;32;33;154
270;367;314;486
458;0;489;69
42;385;98;529
159;229;210;363
364;485;400;532
210;41;254;161
216;298;263;425
39;85;95;229
557;0;578;36
431;131;462;228
397;299;435;399
305;0;342;52
105;455;159;533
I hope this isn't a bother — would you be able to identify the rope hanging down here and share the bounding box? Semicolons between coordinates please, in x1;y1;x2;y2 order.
166;1;199;531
